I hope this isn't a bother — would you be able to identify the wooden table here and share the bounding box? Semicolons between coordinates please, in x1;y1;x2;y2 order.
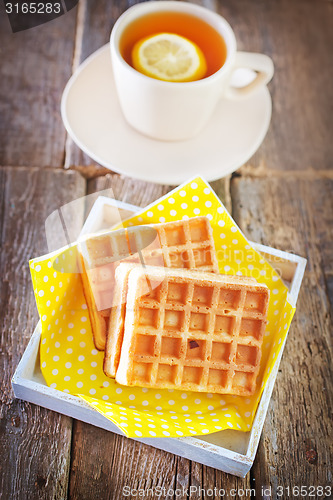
1;1;332;498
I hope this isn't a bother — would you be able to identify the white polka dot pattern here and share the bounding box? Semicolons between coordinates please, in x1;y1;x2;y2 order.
29;177;295;438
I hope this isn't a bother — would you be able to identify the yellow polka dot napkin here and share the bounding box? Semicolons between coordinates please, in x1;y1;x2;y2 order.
30;177;295;438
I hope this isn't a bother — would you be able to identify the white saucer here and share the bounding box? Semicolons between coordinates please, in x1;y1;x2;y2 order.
61;45;272;185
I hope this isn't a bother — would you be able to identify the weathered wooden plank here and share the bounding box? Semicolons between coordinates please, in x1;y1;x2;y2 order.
85;173;231;215
69;421;178;500
68;175;255;499
0;8;77;168
86;173;170;212
65;0;131;170
219;0;333;172
0;167;86;499
231;176;333;495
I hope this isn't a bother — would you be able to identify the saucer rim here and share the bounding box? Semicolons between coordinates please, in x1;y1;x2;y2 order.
61;44;272;185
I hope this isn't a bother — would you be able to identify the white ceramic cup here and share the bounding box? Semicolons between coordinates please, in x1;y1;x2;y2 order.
110;1;274;141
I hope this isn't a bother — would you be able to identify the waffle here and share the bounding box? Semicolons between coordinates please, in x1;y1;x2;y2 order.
116;267;269;395
79;217;218;350
104;263;138;377
79;254;110;350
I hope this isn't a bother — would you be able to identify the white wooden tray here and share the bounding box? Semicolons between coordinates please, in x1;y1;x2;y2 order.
12;197;306;477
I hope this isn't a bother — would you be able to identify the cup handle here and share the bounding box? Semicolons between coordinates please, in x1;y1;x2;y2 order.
225;52;274;99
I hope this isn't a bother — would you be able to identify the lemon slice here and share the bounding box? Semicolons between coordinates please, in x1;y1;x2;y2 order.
132;32;207;82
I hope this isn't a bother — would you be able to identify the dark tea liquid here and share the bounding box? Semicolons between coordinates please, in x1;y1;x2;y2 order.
120;11;227;79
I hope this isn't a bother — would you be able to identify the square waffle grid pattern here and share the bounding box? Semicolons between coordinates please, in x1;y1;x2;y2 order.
123;273;269;396
136;216;219;273
81;216;218;313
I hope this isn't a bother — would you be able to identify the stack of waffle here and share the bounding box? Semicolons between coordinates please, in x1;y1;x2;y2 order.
79;216;269;395
79;217;218;349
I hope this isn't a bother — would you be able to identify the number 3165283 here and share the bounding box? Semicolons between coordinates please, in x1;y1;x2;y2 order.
5;3;62;15
277;486;332;497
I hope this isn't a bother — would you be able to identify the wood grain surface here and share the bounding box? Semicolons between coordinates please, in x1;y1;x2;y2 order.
231;177;333;496
0;168;85;499
64;0;130;171
219;0;333;173
0;8;78;168
0;0;332;498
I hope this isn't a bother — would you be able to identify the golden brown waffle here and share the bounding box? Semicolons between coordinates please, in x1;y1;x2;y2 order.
103;263;138;377
79;217;218;350
116;267;269;395
79;254;110;350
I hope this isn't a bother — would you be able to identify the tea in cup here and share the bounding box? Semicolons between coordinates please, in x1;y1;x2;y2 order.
110;1;274;141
